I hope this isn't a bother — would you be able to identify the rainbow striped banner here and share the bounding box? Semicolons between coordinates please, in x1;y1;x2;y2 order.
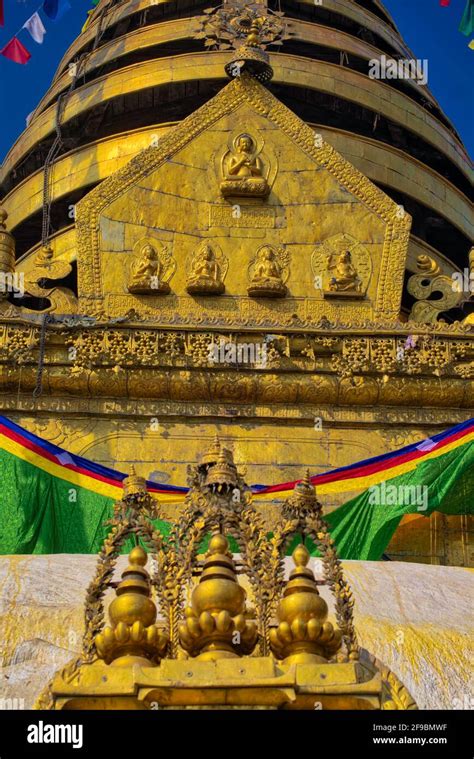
0;415;472;557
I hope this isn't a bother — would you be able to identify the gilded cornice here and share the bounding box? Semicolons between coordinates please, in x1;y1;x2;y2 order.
0;321;472;409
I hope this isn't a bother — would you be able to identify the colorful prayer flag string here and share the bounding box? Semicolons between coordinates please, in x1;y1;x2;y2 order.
0;0;72;65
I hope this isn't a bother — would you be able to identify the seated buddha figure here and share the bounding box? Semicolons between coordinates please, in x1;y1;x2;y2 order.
220;134;269;198
327;250;361;294
186;242;225;295
128;243;170;294
248;245;287;298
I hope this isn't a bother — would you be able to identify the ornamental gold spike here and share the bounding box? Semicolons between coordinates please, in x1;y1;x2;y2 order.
269;544;342;664
178;533;257;660
94;546;168;666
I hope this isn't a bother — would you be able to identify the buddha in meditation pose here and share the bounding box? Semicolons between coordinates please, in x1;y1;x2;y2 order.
220;134;269;198
327;250;361;293
248;245;287;298
186;242;225;295
128;243;170;294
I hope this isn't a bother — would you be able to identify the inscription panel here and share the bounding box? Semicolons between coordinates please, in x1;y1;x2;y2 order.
209;205;276;229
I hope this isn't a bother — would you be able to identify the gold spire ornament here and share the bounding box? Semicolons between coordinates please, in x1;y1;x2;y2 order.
94;546;168;666
270;544;342;664
204;447;239;493
37;444;417;711
178;533;258;659
122;465;148;497
282;469;322;522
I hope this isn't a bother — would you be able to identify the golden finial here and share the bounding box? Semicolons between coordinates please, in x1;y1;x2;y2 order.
94;545;168;666
122;464;147;496
196;3;290;83
269;544;342;664
36;245;54;264
178;533;257;660
199;435;222;468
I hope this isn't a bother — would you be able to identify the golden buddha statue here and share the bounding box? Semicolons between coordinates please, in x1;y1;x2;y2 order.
248;245;288;298
327;249;361;294
186;242;225;295
128;242;170;294
220;133;270;198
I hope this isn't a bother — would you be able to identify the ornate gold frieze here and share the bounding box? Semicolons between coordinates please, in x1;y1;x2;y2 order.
0;322;472;388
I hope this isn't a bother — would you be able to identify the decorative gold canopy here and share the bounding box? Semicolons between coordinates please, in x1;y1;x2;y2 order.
36;439;417;711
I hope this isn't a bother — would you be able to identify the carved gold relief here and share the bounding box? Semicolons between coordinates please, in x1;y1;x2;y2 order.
21;246;78;314
186;241;227;295
247;244;289;298
76;74;411;321
312;234;371;299
407;254;464;323
128;239;175;295
220;132;270;198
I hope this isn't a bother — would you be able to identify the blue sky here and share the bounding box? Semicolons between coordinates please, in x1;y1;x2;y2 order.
0;0;472;164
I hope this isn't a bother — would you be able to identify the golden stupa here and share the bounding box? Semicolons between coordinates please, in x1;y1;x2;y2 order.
0;0;471;565
0;0;472;711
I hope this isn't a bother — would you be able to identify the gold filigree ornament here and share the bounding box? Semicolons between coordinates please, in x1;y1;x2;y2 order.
407;254;464;323
195;2;293;83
